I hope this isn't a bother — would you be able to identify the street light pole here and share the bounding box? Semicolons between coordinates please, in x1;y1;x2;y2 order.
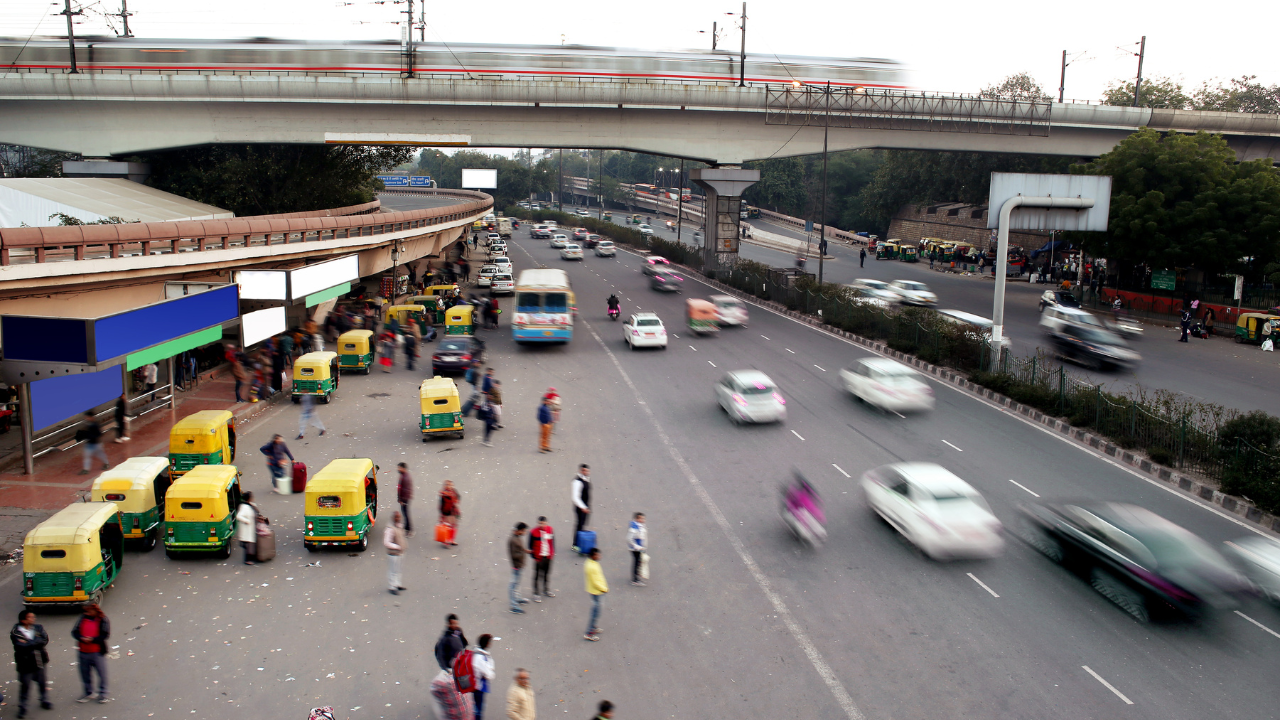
738;2;747;87
60;0;82;74
818;81;830;285
1058;50;1067;103
677;159;685;243
1132;36;1146;107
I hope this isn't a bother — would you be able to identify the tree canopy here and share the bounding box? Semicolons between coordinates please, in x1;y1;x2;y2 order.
1101;74;1280;112
1071;128;1280;278
138;144;413;217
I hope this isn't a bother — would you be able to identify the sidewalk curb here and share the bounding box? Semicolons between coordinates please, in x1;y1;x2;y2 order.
642;253;1280;537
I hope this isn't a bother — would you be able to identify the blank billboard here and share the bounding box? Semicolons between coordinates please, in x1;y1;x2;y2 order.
461;169;497;189
30;366;122;432
241;307;287;347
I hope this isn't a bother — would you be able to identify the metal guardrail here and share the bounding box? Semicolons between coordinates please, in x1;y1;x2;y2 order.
765;87;1053;136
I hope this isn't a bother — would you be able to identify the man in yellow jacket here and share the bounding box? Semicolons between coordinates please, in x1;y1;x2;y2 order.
583;547;608;642
506;668;535;720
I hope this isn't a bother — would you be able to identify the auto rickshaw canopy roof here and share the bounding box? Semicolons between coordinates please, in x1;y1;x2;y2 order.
168;464;240;499
338;329;374;347
420;376;460;398
171;410;233;437
447;305;474;323
384;304;426;321
91;456;168;495
686;298;717;319
1237;312;1280;327
296;351;338;370
25;502;120;547
307;458;376;496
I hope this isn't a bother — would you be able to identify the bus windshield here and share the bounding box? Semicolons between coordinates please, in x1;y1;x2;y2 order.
543;293;568;312
517;293;542;311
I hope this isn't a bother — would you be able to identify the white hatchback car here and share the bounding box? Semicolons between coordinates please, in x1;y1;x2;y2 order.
486;233;502;245
594;240;616;257
550;234;569;249
715;370;786;424
623;313;667;349
710;295;748;327
862;462;1004;560
476;264;499;287
840;357;935;413
491;256;513;272
638;224;654;236
560;243;583;261
889;280;937;306
489;273;514;296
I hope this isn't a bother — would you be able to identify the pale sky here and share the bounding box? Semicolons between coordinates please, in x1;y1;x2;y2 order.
3;0;1274;102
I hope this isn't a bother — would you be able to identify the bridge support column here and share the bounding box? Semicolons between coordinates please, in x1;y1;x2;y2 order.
691;167;759;276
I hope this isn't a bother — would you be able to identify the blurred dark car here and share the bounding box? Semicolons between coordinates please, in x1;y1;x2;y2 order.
1048;324;1140;371
1021;502;1250;622
1039;289;1080;312
431;336;486;375
650;269;684;293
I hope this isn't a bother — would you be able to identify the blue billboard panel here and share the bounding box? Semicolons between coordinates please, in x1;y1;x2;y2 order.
29;366;122;432
377;175;410;187
1;316;90;363
410;176;432;186
94;285;239;363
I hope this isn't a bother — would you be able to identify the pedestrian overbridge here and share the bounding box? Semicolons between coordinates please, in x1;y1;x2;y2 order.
2;72;1279;163
0;189;492;315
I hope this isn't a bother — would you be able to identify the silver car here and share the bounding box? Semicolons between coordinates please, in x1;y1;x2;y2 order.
715;370;786;424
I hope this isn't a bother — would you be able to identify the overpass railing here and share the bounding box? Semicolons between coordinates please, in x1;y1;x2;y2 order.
0;190;493;266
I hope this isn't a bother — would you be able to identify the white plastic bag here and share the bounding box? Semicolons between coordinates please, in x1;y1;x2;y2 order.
1263;338;1274;352
639;552;650;581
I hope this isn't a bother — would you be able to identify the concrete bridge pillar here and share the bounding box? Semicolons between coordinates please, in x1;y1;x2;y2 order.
691;167;759;275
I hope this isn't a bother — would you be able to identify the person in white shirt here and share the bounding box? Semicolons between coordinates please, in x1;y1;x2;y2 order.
472;633;497;720
142;363;158;401
235;492;258;566
627;512;647;586
384;511;406;595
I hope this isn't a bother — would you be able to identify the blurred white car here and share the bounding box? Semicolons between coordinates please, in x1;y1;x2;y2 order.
560;243;583;260
715;370;786;424
576;209;590;217
862;463;1004;560
491;257;513;272
623;312;667;349
489;273;514;296
845;279;899;305
638;224;654;236
710;295;748;326
1225;536;1280;605
476;264;499;287
840;357;935;413
889;280;937;306
550;234;569;248
486;233;502;245
594;240;616;257
937;309;1012;351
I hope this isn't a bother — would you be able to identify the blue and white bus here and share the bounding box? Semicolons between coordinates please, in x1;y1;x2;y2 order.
513;269;576;344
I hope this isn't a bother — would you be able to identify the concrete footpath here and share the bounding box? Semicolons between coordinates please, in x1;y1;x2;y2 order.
0;369;292;555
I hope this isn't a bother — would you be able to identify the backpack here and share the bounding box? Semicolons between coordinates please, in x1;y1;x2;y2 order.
452;648;478;694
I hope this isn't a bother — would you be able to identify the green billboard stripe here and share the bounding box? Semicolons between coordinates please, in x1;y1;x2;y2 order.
126;326;223;371
306;282;351;308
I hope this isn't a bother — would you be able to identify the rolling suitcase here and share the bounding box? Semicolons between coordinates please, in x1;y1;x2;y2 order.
255;523;276;562
291;462;308;493
435;522;456;546
574;529;596;555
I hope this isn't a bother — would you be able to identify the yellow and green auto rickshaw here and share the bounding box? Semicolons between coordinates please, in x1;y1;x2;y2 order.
686;298;720;336
445;305;475;336
292;351;340;404
337;329;375;374
603;211;613;221
169;410;236;478
900;245;919;263
22;502;124;607
304;458;378;552
1235;313;1280;344
629;214;642;224
420;376;464;441
384;304;427;330
876;241;900;260
91;456;171;550
163;464;242;559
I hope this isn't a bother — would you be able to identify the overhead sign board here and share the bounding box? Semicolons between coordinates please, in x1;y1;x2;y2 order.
409;176;432;187
461;168;498;189
987;173;1112;232
1151;270;1177;291
377;175;410;187
242;307;287;347
236;270;288;301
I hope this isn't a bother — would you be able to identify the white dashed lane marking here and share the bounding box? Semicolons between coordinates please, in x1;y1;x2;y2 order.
966;573;1000;598
942;440;964;452
792;430;805;441
832;464;850;478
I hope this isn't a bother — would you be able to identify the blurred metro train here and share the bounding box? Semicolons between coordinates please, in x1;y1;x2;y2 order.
0;38;906;89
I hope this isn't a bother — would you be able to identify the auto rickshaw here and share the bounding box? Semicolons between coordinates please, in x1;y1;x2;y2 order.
603;211;613;221
292;351;340;403
420;376;464;440
876;241;900;260
164;464;242;559
384;304;426;329
629;214;642;224
446;305;475;336
304;458;378;552
22;502;124;606
337;329;375;374
686;298;720;336
91;456;171;550
169;410;236;478
1235;313;1280;344
900;245;919;263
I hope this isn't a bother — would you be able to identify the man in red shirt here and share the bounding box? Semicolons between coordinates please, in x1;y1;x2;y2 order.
528;516;555;601
71;603;110;703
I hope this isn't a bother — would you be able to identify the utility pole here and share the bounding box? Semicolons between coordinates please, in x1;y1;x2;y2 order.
598;150;604;219
59;0;83;74
712;21;717;50
557;149;563;211
737;2;747;86
1058;50;1067;103
818;81;830;285
113;0;134;38
402;0;415;78
677;159;685;243
418;3;425;42
1132;36;1146;107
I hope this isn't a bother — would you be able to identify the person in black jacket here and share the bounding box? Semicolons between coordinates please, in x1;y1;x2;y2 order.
71;603;110;703
77;410;109;475
11;610;52;717
433;614;468;671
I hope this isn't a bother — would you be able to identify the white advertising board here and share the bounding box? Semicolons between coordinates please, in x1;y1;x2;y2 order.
461;168;498;189
236;270;287;300
241;306;286;347
987;173;1112;232
289;255;360;300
